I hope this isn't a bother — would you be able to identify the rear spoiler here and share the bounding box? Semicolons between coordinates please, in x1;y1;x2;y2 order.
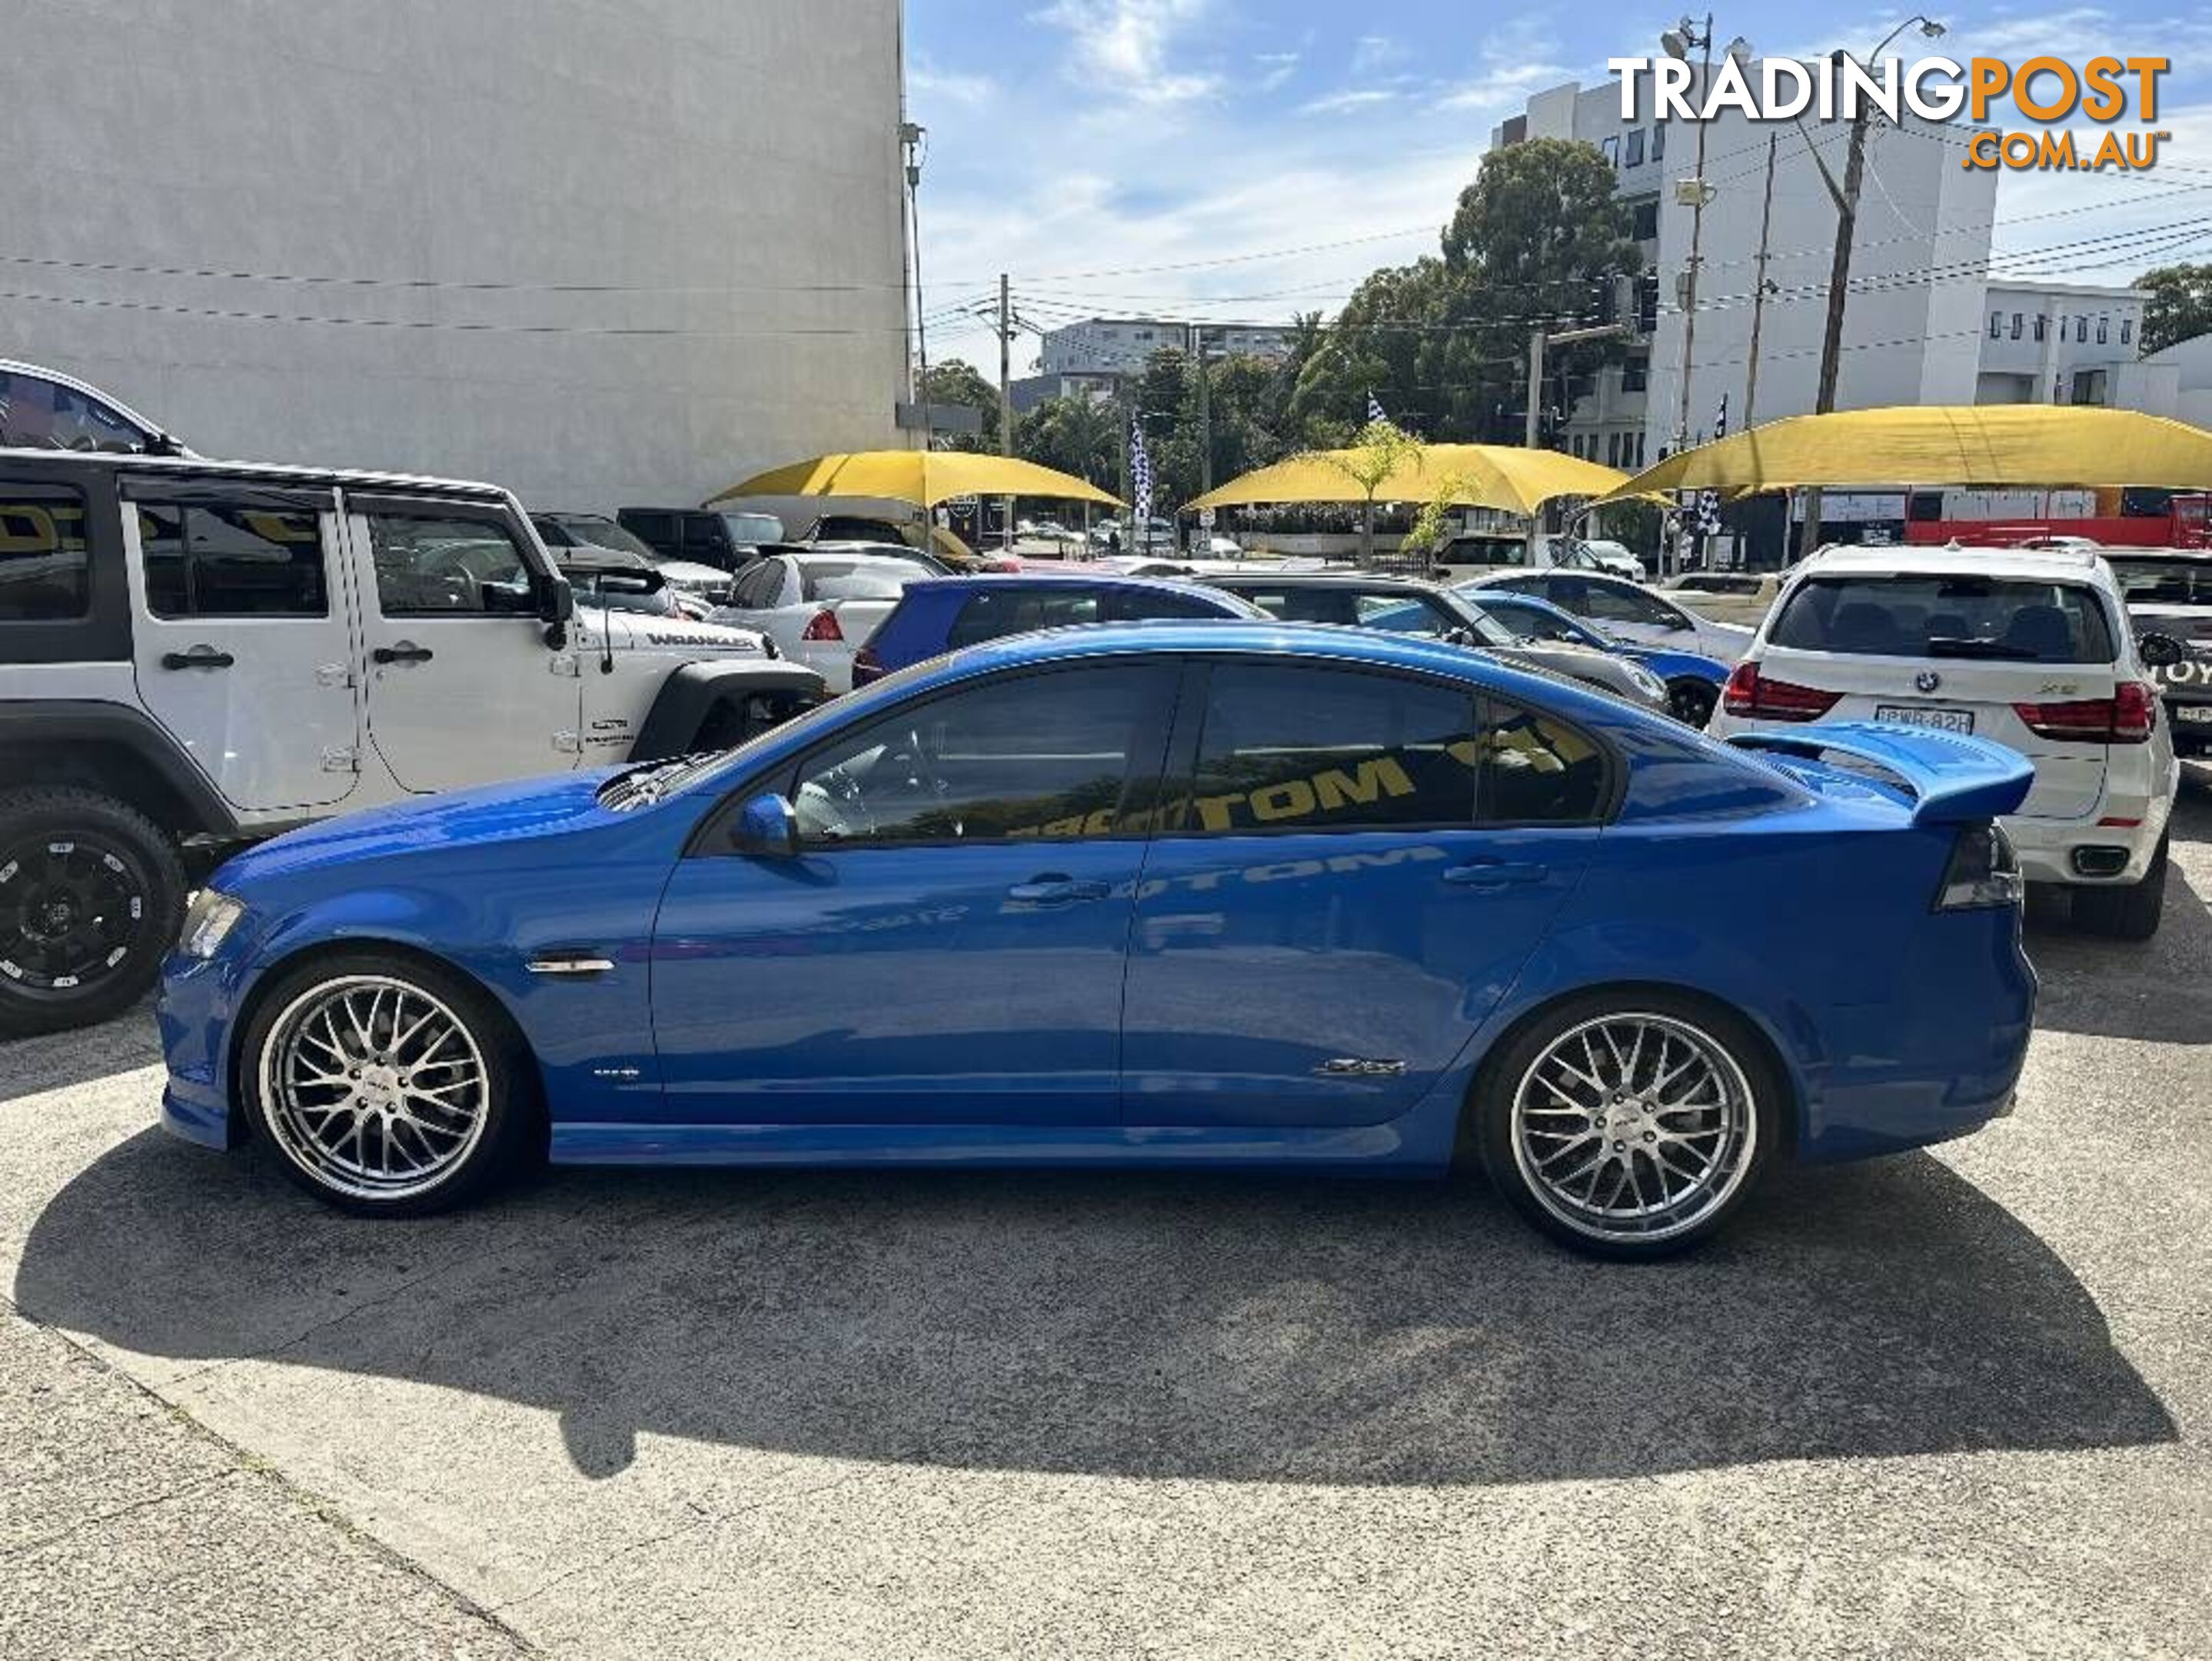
1725;722;2034;827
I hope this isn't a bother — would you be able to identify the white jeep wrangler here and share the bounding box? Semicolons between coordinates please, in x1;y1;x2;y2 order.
0;451;827;1035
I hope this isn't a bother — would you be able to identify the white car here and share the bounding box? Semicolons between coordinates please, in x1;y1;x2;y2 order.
710;545;938;691
1464;569;1755;663
1549;537;1648;581
1708;545;2183;939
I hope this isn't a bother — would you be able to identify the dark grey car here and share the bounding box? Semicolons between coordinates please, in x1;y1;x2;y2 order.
1204;574;1673;715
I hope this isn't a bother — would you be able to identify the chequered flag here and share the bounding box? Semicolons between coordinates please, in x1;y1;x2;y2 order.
1697;393;1728;537
1130;414;1153;525
1367;392;1389;426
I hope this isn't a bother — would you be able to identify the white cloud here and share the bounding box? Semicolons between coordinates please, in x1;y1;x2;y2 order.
1031;0;1221;104
1352;35;1405;75
1302;88;1405;117
909;56;999;109
1254;49;1300;92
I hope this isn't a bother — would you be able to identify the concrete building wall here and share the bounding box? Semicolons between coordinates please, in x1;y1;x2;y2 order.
1039;318;1293;377
0;0;910;513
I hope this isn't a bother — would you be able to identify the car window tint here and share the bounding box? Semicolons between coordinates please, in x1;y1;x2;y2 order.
0;370;152;453
792;664;1174;845
1479;699;1610;824
946;588;1103;648
1228;586;1361;625
1185;665;1479;834
367;514;531;616
1102;588;1224;622
138;501;328;617
1482;598;1586;644
0;480;91;621
1578;582;1676;627
1769;575;2117;663
1355;593;1452;636
732;561;785;608
2109;559;2212;606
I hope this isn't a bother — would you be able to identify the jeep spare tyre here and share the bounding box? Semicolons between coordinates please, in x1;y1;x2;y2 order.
0;786;187;1037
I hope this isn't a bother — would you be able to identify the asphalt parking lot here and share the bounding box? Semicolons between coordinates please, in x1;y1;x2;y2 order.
5;779;2210;1659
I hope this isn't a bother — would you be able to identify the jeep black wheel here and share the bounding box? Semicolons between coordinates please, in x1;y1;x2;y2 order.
0;786;187;1037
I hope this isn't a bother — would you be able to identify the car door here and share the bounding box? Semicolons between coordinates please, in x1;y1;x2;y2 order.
1120;661;1604;1129
342;497;582;795
648;660;1180;1125
121;477;361;813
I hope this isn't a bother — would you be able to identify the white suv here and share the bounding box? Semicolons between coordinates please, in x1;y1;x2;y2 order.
1708;545;2182;939
0;451;827;1035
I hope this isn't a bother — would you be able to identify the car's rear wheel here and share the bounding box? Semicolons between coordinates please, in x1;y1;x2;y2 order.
243;952;533;1216
1668;677;1719;728
0;786;186;1039
2073;835;2167;941
1472;992;1780;1260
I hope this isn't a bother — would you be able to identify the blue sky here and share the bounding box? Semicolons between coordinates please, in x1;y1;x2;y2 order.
906;1;2212;371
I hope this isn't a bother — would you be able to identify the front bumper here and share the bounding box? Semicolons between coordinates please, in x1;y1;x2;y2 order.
155;949;251;1150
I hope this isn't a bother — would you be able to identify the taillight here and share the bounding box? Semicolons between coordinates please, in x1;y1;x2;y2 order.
2011;684;2155;744
851;644;884;685
1722;661;1841;722
1937;823;2023;911
800;608;844;643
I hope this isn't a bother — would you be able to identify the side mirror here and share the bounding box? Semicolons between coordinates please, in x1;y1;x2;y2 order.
540;577;575;648
2139;631;2187;670
731;793;800;858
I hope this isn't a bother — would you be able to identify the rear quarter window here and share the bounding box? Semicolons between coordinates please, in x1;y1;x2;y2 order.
1769;574;2116;663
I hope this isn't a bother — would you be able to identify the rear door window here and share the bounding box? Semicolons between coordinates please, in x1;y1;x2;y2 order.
0;480;91;620
946;587;1103;648
1770;575;2117;662
136;500;328;617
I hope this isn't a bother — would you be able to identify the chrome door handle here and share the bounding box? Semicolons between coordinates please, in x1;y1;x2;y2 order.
1006;876;1113;905
1442;861;1549;888
160;646;235;671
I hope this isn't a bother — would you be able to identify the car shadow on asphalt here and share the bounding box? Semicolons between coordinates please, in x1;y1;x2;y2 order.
13;1131;2177;1487
2024;781;2212;1042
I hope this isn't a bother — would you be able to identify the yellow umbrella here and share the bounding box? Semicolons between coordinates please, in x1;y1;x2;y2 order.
1186;444;1632;515
1597;406;2212;503
707;450;1121;511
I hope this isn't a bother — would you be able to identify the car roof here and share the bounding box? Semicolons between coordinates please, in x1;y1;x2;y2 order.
553;545;654;574
1796;544;2107;581
0;447;510;498
1208;571;1443;591
1464;568;1628;587
783;542;925;561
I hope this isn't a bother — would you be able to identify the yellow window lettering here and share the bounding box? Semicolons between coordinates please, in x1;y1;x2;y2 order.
1083;807;1118;837
1194;794;1243;832
1249;779;1317;823
1311;757;1415;812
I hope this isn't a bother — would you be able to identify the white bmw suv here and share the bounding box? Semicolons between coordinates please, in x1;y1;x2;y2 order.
1708;545;2183;940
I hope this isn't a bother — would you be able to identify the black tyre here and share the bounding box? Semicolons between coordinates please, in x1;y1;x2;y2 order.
1668;677;1719;729
0;785;187;1038
240;950;535;1216
1469;990;1782;1260
2073;836;2167;942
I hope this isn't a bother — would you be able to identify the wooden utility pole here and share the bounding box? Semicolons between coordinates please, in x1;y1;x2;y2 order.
997;273;1013;456
1742;133;1778;429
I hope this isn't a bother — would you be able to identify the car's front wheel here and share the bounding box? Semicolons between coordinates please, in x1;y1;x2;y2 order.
242;952;534;1215
1472;992;1780;1260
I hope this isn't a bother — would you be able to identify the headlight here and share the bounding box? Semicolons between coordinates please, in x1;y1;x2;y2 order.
1626;663;1668;700
178;890;247;959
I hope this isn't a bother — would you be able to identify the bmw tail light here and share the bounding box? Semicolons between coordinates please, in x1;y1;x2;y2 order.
1723;661;1841;722
851;644;885;685
800;608;844;643
1937;824;2024;911
2012;684;2155;744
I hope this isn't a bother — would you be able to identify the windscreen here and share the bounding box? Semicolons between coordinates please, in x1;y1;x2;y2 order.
1768;574;2116;663
2107;557;2212;607
798;560;910;602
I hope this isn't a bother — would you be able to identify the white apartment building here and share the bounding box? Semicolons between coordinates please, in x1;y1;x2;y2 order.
1977;281;2150;407
1039;318;1296;377
1491;75;2022;469
0;0;910;511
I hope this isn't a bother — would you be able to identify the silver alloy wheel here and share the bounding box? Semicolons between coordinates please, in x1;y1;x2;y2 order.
1510;1011;1757;1244
258;974;491;1201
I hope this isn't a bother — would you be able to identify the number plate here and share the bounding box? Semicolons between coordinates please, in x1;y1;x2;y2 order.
1874;704;1974;734
2176;704;2212;725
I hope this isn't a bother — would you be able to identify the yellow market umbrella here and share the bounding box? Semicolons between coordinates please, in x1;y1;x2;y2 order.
707;450;1120;511
1187;444;1632;516
1597;406;2212;503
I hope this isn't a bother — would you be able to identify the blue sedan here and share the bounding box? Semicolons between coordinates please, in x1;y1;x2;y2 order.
1457;586;1731;728
158;622;2037;1258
